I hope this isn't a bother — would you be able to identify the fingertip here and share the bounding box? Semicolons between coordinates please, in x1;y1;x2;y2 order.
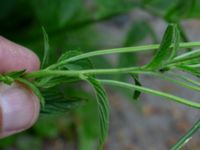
0;36;40;73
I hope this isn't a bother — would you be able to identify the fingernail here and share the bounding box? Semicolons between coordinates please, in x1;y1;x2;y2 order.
0;83;40;138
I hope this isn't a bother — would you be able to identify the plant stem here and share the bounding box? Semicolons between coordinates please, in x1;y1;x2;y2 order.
25;67;143;78
171;119;200;150
99;79;200;109
168;72;200;87
187;64;200;68
174;49;200;60
47;42;200;70
169;49;200;65
142;72;200;93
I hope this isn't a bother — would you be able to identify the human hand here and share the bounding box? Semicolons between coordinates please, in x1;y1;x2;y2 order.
0;36;40;138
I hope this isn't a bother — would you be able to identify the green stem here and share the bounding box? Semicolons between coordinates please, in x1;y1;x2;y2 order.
99;79;200;109
169;49;200;65
141;72;200;93
47;42;200;70
27;69;200;94
174;49;200;60
187;64;200;68
171;119;200;150
169;72;200;87
25;67;143;78
177;23;191;45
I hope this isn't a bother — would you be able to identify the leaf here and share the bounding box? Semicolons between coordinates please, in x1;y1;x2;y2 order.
41;88;86;114
118;21;157;67
37;50;93;88
189;0;200;18
130;74;142;101
141;0;176;14
86;77;110;150
17;78;45;108
36;76;79;88
57;50;93;70
41;27;50;68
75;90;100;150
146;24;180;70
164;0;196;21
124;21;157;47
31;0;82;29
95;0;137;19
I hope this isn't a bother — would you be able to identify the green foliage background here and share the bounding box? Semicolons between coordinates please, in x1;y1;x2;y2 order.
1;0;200;149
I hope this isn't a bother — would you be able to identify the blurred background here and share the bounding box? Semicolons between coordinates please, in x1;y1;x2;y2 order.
1;0;200;150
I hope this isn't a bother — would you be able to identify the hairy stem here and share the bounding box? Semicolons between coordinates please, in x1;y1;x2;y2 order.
25;67;143;78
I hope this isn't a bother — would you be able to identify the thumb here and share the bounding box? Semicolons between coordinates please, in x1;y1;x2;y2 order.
0;82;40;138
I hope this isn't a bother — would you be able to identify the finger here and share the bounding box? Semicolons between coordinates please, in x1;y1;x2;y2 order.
0;82;40;138
0;36;40;138
0;36;40;73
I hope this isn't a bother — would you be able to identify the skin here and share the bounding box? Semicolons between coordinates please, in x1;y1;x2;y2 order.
0;36;40;138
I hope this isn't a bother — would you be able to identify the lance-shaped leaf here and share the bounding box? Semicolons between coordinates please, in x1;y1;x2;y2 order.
41;27;50;68
57;50;94;70
86;77;110;150
147;24;180;70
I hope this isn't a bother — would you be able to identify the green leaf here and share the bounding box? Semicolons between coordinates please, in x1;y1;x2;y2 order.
31;0;82;29
141;0;176;15
41;88;86;114
95;0;137;19
118;21;157;68
130;74;142;101
41;27;50;68
164;0;196;21
124;21;157;47
57;50;93;70
147;24;180;70
189;0;200;18
17;78;45;108
76;93;100;150
86;77;110;150
36;76;79;88
37;50;93;88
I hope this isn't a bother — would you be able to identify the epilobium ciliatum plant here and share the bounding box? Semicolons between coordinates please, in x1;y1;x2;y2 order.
1;24;200;150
